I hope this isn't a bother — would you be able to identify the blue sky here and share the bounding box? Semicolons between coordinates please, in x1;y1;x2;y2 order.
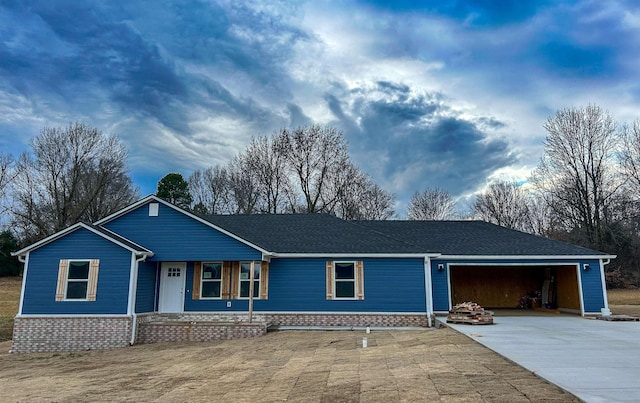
1;0;640;214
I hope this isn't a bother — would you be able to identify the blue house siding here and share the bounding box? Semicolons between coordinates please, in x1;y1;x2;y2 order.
431;262;450;312
579;259;606;312
135;261;157;313
104;202;262;262
22;229;132;315
184;258;426;313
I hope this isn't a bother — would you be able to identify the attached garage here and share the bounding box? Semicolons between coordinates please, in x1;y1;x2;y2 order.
449;264;581;311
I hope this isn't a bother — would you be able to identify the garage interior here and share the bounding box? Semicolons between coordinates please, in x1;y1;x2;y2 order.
449;265;581;312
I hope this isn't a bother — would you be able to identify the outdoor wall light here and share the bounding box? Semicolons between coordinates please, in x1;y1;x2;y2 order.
437;264;445;271
583;263;590;271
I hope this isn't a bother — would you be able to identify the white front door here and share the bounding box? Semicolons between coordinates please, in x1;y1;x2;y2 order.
159;262;186;313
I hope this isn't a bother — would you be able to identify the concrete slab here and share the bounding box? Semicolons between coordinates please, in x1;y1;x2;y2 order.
446;315;640;403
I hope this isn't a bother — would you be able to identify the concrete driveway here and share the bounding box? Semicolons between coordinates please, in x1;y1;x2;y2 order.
446;315;640;403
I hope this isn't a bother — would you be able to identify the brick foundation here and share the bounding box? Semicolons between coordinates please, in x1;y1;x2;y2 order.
11;316;132;353
264;313;430;328
10;312;429;352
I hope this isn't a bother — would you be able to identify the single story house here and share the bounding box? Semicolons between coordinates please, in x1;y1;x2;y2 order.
11;195;614;353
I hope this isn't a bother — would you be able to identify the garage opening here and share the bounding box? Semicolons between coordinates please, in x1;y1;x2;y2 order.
449;265;581;312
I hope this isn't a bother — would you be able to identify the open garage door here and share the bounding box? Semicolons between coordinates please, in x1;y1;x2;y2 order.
449;265;581;311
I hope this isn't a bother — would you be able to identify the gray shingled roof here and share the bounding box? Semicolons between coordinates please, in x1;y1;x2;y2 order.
85;223;153;254
203;214;418;254
355;220;608;256
202;214;607;256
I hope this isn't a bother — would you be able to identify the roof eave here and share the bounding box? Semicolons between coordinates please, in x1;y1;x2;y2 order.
436;254;617;260
271;253;442;258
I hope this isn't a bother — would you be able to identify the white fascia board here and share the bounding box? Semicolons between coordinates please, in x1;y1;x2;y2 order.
436;254;616;260
94;194;271;256
12;222;154;257
271;253;441;259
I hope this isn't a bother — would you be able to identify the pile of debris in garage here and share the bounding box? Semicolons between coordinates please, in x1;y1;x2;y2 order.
446;302;494;325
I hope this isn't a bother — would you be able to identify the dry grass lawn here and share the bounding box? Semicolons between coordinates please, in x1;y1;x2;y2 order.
0;276;21;341
607;288;640;305
607;288;640;317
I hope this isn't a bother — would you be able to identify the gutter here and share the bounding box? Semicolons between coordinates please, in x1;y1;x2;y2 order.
438;254;617;260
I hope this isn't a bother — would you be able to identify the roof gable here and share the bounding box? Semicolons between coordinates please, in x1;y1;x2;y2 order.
95;195;269;254
12;222;153;257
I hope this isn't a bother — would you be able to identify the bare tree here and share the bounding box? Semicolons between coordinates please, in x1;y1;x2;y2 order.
620;119;640;194
407;188;457;220
188;124;395;220
279;125;349;213
473;181;530;230
332;163;395;220
188;165;231;215
531;105;621;248
0;153;16;218
227;153;261;214
525;192;555;236
11;122;138;241
245;135;292;214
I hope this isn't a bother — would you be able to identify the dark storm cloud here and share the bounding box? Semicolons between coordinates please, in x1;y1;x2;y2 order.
286;103;312;127
0;0;307;135
326;82;514;197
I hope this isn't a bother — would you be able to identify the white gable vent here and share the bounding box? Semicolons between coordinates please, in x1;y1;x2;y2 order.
149;203;159;217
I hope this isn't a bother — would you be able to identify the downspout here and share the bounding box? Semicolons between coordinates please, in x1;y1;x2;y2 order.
16;254;28;316
129;253;150;345
424;256;433;328
600;258;611;312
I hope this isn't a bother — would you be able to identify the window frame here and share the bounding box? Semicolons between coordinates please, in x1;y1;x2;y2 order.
237;261;261;299
200;261;223;299
64;259;91;301
333;261;357;300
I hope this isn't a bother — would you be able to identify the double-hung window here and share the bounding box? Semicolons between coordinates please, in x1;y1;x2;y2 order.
326;260;364;300
334;262;356;299
55;259;100;301
201;262;222;298
66;260;90;299
239;261;260;298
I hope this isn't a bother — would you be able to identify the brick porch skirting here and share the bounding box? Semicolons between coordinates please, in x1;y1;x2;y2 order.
134;313;267;344
11;316;132;354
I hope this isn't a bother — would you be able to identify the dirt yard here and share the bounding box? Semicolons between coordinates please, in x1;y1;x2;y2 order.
2;277;638;402
0;329;578;402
